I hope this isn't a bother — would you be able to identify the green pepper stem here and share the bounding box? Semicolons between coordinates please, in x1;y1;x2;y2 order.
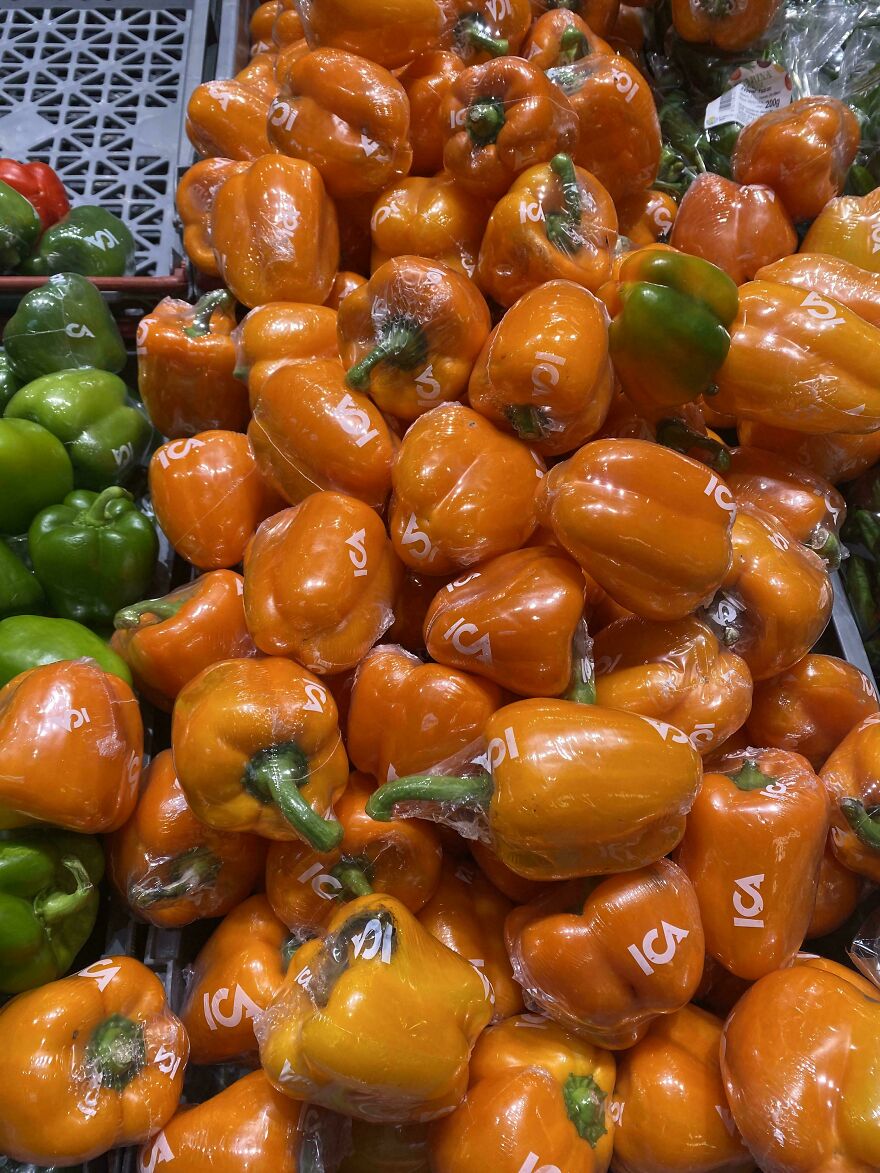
655;418;731;473
840;797;880;850
311;907;398;1007
243;743;343;852
551;153;581;222
505;404;553;440
729;760;774;791
809;526;842;570
34;856;94;925
281;930;313;971
80;486;132;526
366;773;493;822
566;623;596;705
558;25;588;64
129;846;221;908
183;288;234;339
563;1073;608;1147
545;212;582;255
466;98;506;146
345;319;428;390
114;590;189;629
330;861;373;898
85;1013;146;1090
456;15;509;57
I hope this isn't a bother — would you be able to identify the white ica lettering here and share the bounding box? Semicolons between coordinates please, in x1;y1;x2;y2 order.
401;513;435;561
269;100;297;132
703;473;736;514
517;1154;562;1173
531;351;565;395
443;617;492;664
65;322;95;339
140;1131;174;1173
801;290;844;325
732;874;765;928
346;529;369;577
77;959;120;990
297;861;343;900
67;707;90;731
156;438;204;468
473;727;519;773
628;922;690;976
351;917;394;963
303;680;328;713
202;985;262;1031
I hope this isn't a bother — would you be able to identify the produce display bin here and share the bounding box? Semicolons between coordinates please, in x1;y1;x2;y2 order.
0;0;226;307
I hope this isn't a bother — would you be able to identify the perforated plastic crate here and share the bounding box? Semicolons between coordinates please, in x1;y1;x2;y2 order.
0;0;224;303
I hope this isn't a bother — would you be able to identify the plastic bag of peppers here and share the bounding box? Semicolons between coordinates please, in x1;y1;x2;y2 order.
3;0;880;1168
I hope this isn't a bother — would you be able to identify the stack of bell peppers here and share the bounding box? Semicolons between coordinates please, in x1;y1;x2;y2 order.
2;0;880;1170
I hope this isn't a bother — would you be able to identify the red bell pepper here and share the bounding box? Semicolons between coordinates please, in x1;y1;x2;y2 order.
0;159;69;230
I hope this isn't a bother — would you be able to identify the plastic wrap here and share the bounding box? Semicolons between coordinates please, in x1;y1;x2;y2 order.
593;614;752;756
176;158;249;278
399;51;466;177
537;438;735;622
178;896;292;1065
757;252;880;327
737;420;880;486
389;404;545;575
0;956;187;1166
0;658;142;833
267;48;412;197
347;645;501;783
703;502;833;681
242;495;400;673
807;838;863;939
430;1012;616;1172
106;750;265;928
423;547;589;698
265;771;443;934
506;860;704;1049
256;893;493;1123
475;157;618;307
744;653;878;769
210;155;339;309
677;748;829;980
819;711;880;883
338;1120;429;1173
231;302;339;387
336;256;491;422
172;656;349;844
720;956;880;1173
149;432;283;571
670;0;782;52
802;190;880;274
468;280;613;457
248;359;397;511
185;80;271;161
293;0;449;70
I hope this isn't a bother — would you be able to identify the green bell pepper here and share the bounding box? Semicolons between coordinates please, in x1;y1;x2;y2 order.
0;350;20;412
0;418;74;536
28;487;159;629
0;179;41;274
0;615;132;688
20;206;136;278
0;543;46;621
5;369;152;490
2;272;126;383
0;828;104;994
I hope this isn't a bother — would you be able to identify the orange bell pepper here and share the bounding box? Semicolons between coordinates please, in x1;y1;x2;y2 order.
423;546;590;698
506;859;705;1047
385;568;452;655
530;0;621;37
268;48;412;198
175;158;248;277
746;654;878;771
347;644;501;782
185;80;271;161
802;188;880;274
257;893;492;1122
441;58;579;199
607;3;646;62
325;270;366;309
738;419;880;486
671;0;780;50
137;1071;310;1173
0;955;187;1166
807;837;862;940
593;614;753;757
0;659;142;833
429;1012;616;1172
248;359;396;510
820;712;880;883
178;896;293;1064
210;155;339;308
272;0;304;48
366;698;702;880
756;253;880;330
467;279;613;455
389;404;545;575
294;0;446;69
232;302;339;388
707;502;833;681
338;255;491;421
110;571;257;711
243;493;402;672
106;749;264;928
369;173;493;279
235;51;282;101
136;289;248;439
725;445;846;566
669;175;797;285
149;431;283;571
399;51;465;176
265;772;443;936
251;0;281;48
714;279;880;434
418;854;523;1021
553;53;661;207
677;749;829;980
475;155;618;306
446;0;533;61
172;655;349;849
469;840;551;903
522;10;613;68
721;956;880;1173
618;188;677;246
537;438;735;621
732;97;861;224
610;1005;754;1173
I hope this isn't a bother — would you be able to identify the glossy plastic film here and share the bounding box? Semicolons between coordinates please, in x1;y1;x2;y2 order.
232;302;339;387
802;189;880;274
756;253;880;330
820;711;880;883
175;158;249;277
186;80;272;161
